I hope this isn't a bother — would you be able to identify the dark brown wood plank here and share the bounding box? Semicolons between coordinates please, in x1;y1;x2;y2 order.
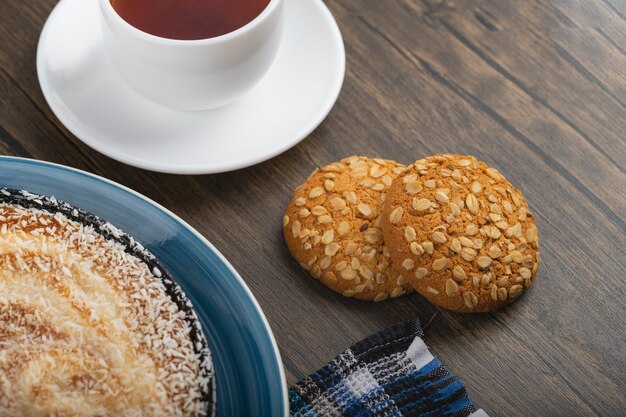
1;0;625;416
345;0;626;216
476;0;626;165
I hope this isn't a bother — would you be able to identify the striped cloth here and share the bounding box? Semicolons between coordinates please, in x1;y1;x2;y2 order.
289;319;489;417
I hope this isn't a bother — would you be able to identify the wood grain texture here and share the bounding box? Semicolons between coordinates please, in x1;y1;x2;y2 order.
1;0;625;415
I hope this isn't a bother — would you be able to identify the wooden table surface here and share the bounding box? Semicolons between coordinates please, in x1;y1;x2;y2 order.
1;0;625;415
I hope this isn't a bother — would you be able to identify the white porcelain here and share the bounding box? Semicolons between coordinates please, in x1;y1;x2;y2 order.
99;0;284;111
37;0;344;174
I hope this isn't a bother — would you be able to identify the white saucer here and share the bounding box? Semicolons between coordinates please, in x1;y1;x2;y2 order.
37;0;345;174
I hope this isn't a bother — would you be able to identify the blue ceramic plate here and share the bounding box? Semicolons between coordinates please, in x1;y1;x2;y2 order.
0;156;288;417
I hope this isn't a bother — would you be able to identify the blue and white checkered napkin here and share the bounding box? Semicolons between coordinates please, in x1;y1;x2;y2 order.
289;319;489;417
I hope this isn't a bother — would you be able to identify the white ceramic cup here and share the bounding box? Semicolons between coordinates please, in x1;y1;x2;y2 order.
99;0;284;111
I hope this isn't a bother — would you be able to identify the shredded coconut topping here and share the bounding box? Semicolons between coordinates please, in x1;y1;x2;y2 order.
0;189;213;417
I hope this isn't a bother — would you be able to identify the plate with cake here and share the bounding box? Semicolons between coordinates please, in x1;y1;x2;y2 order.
0;156;288;416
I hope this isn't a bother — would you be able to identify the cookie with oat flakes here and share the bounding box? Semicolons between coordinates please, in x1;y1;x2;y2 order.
381;154;540;312
283;156;413;301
